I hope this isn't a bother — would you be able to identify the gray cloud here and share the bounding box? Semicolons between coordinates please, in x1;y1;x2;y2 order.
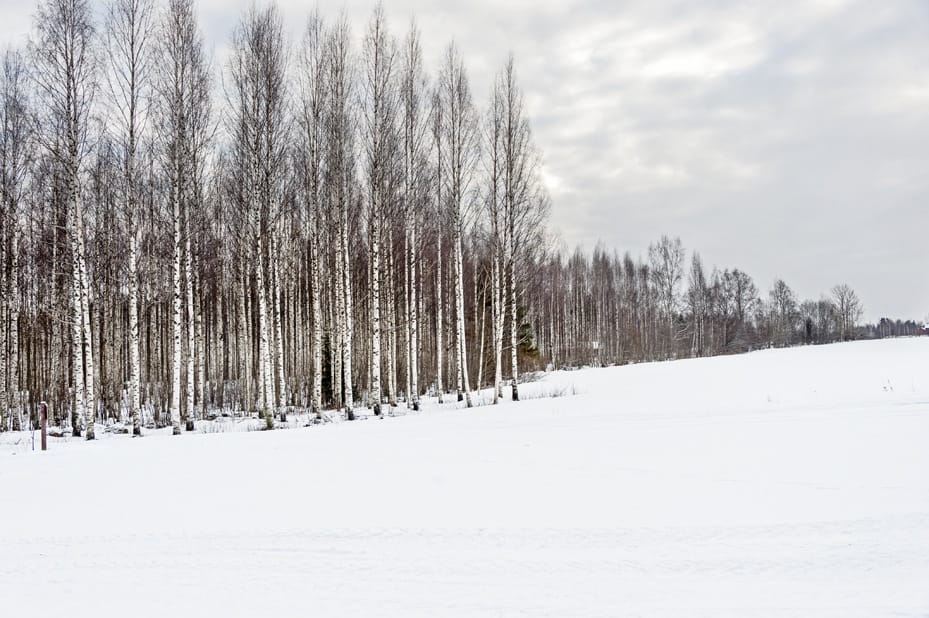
1;0;926;319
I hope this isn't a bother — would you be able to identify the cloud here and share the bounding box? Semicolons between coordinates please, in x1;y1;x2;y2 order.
0;0;926;319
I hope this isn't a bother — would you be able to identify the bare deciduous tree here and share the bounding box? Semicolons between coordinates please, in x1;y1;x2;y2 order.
32;0;98;439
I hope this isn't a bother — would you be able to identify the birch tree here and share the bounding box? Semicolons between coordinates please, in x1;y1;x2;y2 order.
32;0;98;439
500;57;540;401
228;4;289;429
649;235;684;359
484;74;505;403
103;0;154;436
155;0;209;434
324;15;356;417
438;44;477;408
296;10;326;418
400;20;429;410
686;253;708;357
431;88;444;404
487;56;547;401
360;4;397;415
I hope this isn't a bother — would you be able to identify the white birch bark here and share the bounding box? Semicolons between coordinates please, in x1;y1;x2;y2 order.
77;199;95;439
403;230;412;406
129;229;141;434
71;209;85;437
342;216;354;413
9;231;18;430
185;207;195;429
272;253;286;412
257;240;274;429
493;252;503;402
435;232;443;403
170;181;182;434
454;227;472;407
409;222;419;409
333;226;344;409
386;233;398;407
310;236;322;416
370;201;382;413
237;267;249;415
0;262;7;431
508;233;519;401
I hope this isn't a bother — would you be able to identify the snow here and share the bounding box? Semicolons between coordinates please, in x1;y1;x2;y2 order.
2;338;928;617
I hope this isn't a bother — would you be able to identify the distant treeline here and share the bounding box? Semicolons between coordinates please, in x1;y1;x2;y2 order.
520;236;923;370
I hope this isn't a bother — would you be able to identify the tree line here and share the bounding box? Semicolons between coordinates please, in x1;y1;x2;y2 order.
527;237;885;369
0;0;912;437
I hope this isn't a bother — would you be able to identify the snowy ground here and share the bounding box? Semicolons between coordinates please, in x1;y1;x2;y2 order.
2;338;928;617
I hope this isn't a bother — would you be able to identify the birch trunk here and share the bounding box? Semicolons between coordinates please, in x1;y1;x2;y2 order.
71;215;85;437
333;232;344;410
185;209;195;430
129;229;141;435
409;223;419;409
493;252;503;402
170;182;182;435
341;213;354;415
0;262;6;431
310;235;322;416
272;252;286;413
77;200;95;439
435;233;443;403
8;232;18;430
403;230;411;406
257;245;274;429
454;228;472;407
508;245;519;401
386;232;397;407
370;198;382;414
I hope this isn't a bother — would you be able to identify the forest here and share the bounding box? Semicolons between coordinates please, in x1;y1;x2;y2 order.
0;0;905;437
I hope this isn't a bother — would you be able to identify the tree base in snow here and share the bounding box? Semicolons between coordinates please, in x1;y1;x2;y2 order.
512;384;519;401
132;426;142;437
346;408;355;421
185;420;195;432
457;392;463;402
72;427;82;438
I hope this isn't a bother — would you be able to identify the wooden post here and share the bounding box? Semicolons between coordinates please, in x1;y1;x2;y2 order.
39;401;47;451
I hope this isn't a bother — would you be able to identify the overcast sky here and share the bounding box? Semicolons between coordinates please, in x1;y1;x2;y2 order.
2;0;927;321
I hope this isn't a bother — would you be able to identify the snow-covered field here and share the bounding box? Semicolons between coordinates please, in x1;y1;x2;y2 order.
2;338;928;617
